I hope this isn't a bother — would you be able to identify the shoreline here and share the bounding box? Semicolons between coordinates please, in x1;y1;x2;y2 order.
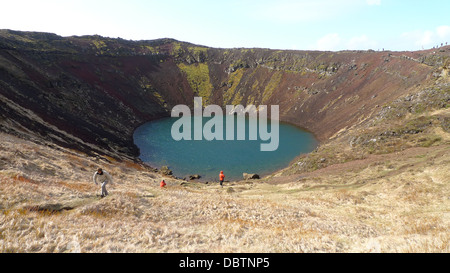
132;115;320;182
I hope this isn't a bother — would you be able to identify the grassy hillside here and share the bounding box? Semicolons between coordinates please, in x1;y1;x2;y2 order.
1;80;449;253
0;30;449;252
0;130;448;252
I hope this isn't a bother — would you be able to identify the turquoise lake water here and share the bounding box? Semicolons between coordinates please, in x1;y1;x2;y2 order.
133;116;318;181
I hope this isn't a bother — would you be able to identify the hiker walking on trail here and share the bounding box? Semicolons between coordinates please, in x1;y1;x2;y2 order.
93;168;113;198
160;180;166;188
219;171;225;187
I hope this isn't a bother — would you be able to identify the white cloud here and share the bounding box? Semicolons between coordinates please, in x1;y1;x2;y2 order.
312;33;378;51
347;35;378;49
366;0;381;6
314;25;450;52
400;26;450;50
314;33;342;51
401;30;433;48
254;0;361;23
437;26;450;40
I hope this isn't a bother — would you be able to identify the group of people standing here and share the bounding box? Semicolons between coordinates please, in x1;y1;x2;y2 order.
93;168;226;196
160;170;226;188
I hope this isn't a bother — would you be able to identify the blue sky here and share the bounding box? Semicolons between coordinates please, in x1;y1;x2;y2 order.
1;0;449;51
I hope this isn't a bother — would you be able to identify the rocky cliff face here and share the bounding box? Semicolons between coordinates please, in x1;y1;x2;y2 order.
1;30;448;160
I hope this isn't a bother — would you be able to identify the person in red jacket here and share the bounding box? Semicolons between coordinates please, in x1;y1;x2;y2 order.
219;171;225;187
160;180;166;188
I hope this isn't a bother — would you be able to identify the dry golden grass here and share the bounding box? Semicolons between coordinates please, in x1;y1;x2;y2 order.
0;132;449;253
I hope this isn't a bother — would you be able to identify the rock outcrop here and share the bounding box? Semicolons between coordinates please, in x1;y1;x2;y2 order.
189;174;201;180
243;173;260;180
0;29;448;164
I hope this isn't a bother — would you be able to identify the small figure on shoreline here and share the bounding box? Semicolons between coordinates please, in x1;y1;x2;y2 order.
219;171;225;187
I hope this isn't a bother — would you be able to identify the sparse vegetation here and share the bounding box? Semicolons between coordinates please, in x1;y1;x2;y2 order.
1;31;449;253
262;71;283;104
287;82;450;174
177;63;213;105
0;130;448;253
223;68;245;105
